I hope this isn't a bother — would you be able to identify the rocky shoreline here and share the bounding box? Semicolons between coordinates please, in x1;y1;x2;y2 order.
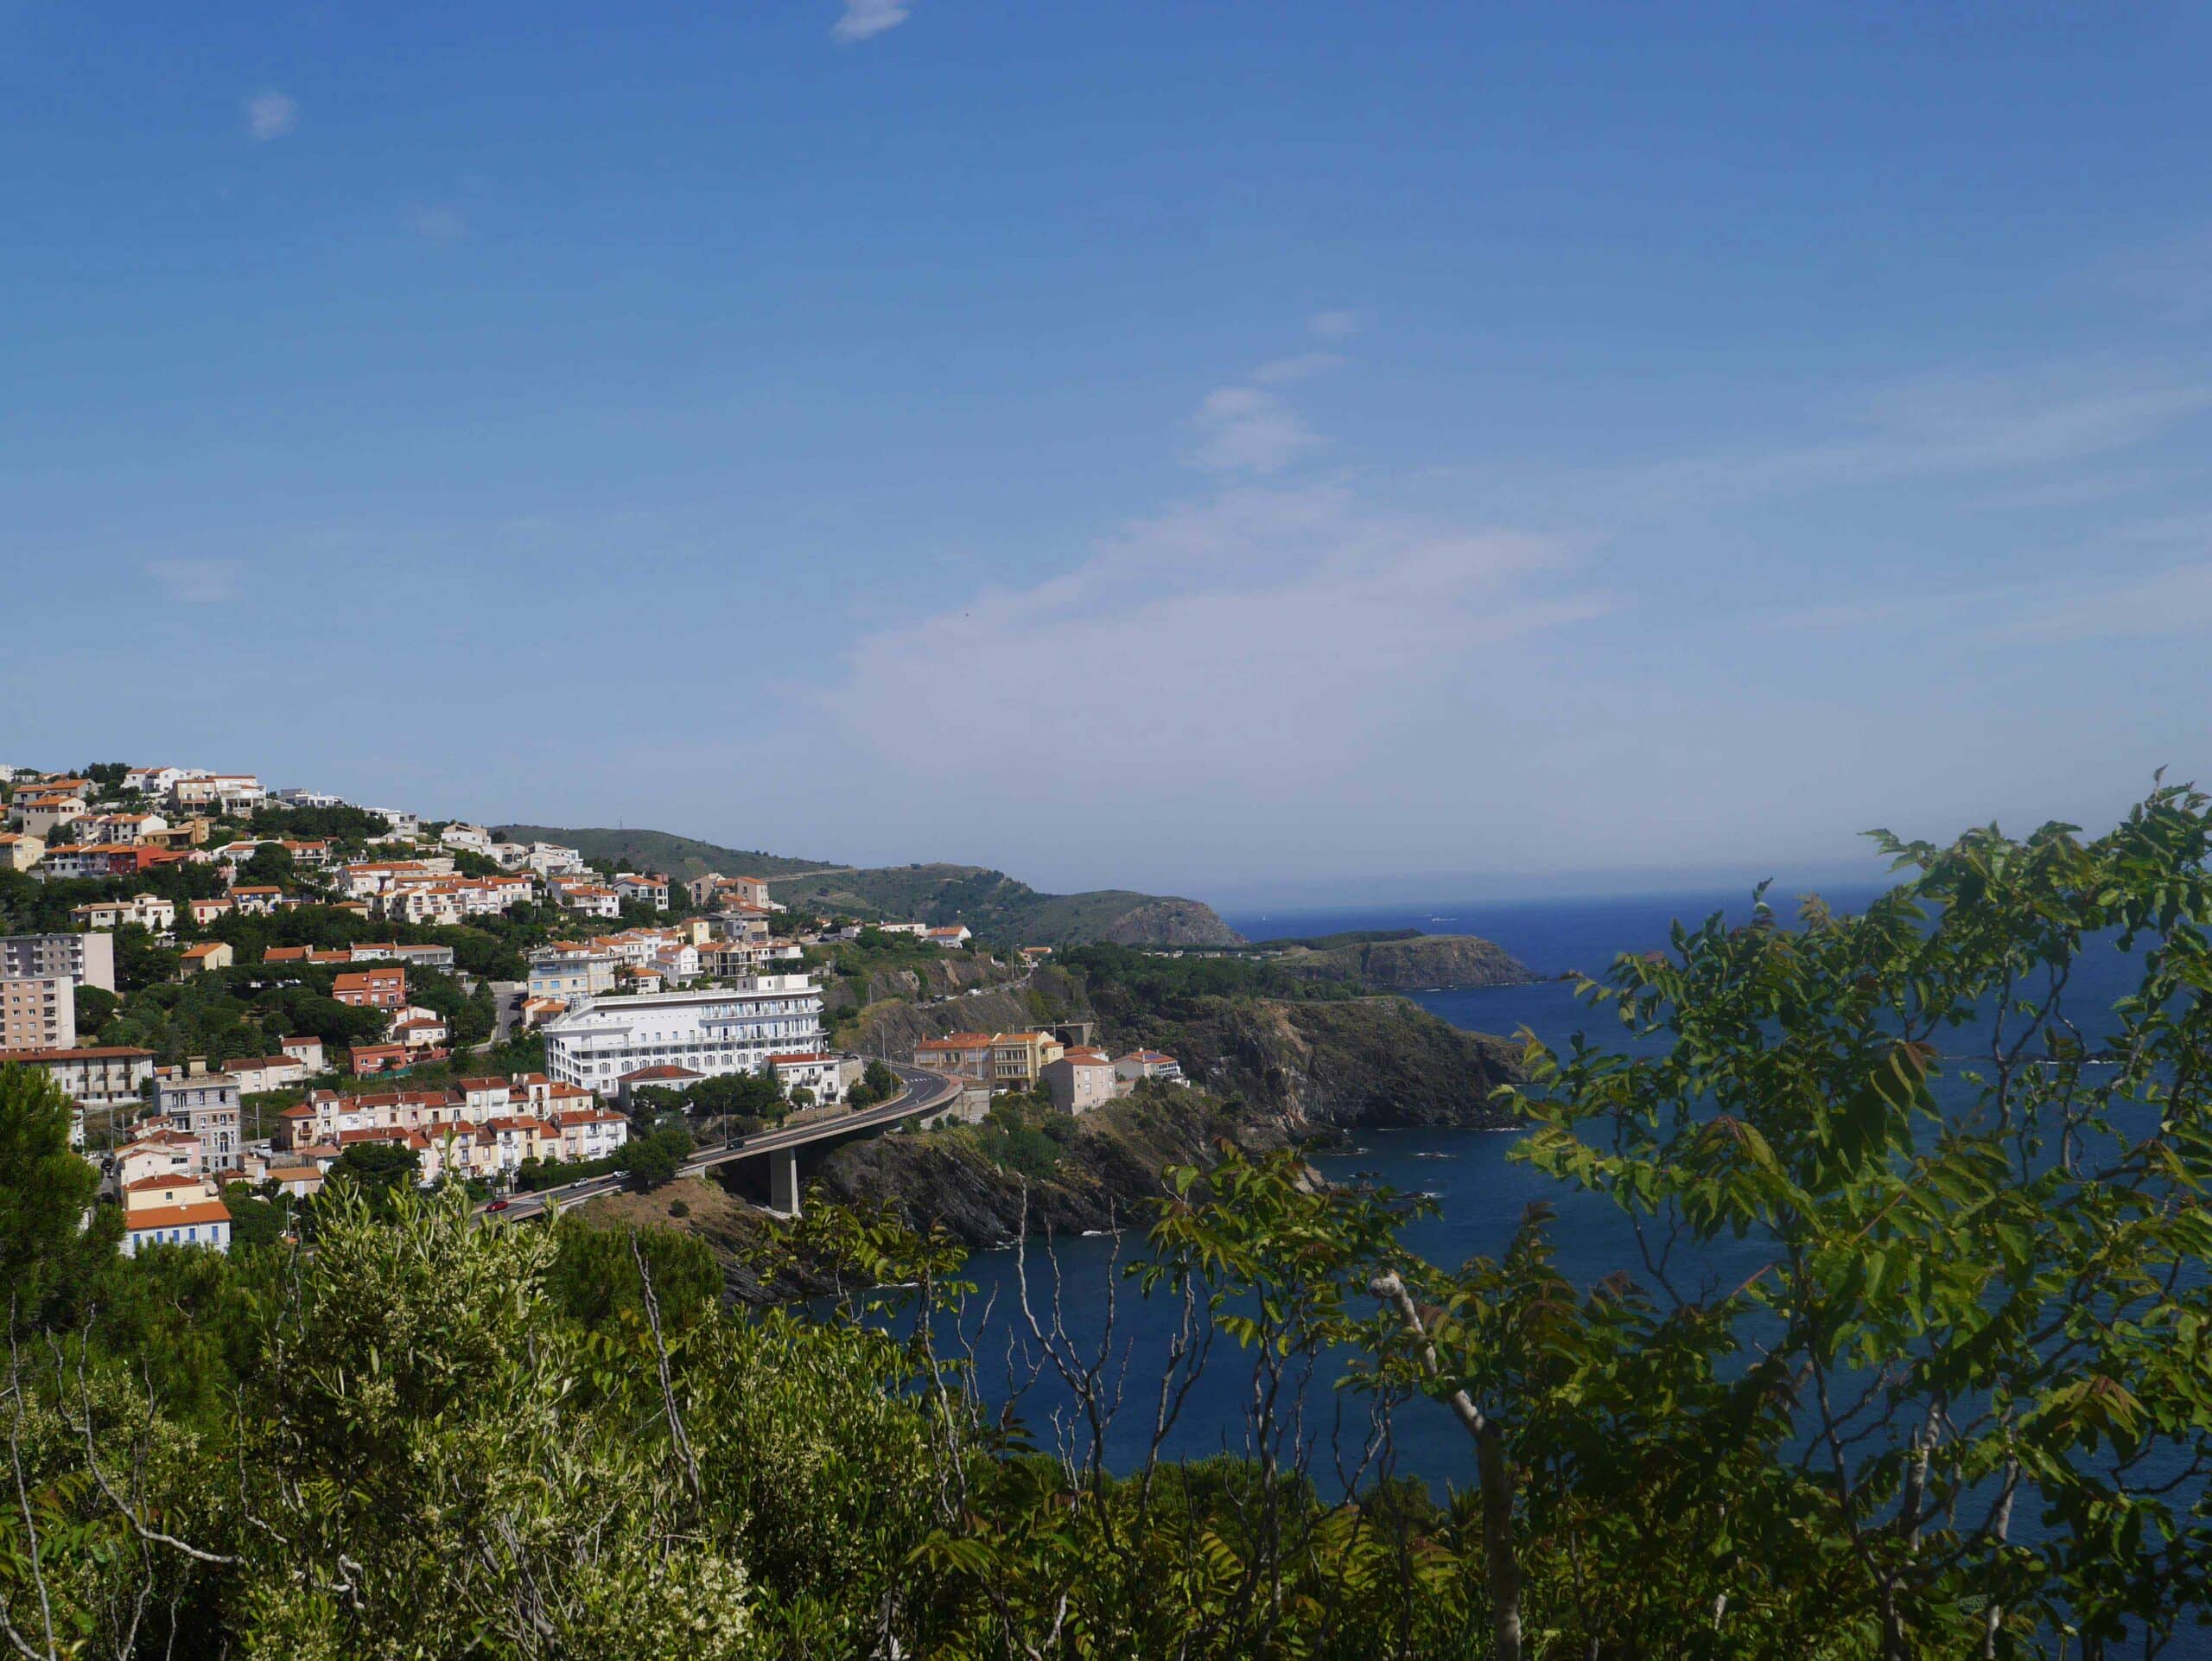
580;933;1531;1304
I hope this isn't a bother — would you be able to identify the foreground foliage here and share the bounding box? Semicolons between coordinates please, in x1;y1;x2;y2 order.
6;786;2212;1657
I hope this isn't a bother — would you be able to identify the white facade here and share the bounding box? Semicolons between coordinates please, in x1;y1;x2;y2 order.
550;880;620;919
525;843;586;876
441;822;495;854
125;766;194;798
542;977;828;1091
71;894;177;932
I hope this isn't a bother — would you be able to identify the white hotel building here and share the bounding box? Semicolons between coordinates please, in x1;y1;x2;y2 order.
540;976;827;1091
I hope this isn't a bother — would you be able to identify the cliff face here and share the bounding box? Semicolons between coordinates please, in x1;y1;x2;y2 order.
1084;990;1523;1130
804;1086;1294;1248
844;964;1087;1058
579;1088;1294;1294
1285;933;1538;992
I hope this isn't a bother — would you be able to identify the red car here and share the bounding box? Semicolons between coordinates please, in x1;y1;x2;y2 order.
486;1199;512;1213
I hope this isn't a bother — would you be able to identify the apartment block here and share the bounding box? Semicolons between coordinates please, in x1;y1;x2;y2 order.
541;977;826;1091
152;1072;244;1171
0;931;115;992
0;975;75;1051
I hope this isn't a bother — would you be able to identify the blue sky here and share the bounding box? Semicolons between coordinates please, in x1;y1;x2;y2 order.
8;3;2212;903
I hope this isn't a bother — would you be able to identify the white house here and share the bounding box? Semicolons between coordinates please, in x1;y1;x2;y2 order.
71;894;177;932
556;1108;631;1162
225;1054;308;1094
613;872;670;910
768;1050;848;1103
121;1196;232;1256
441;822;496;855
550;880;620;920
1114;1050;1185;1085
525;843;587;877
124;766;194;799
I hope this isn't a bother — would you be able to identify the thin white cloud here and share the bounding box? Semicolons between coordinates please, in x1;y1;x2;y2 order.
1309;309;1360;341
406;203;467;241
2012;561;2212;641
1249;352;1344;386
1532;364;2212;520
245;91;298;142
145;559;241;604
1188;385;1321;474
833;0;911;41
828;484;1608;800
2094;226;2212;324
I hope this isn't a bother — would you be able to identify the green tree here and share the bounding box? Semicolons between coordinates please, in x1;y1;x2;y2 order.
0;1064;116;1331
550;1216;721;1334
620;1124;692;1189
237;842;297;887
73;983;119;1041
847;1059;902;1109
1402;784;2212;1658
221;1185;292;1250
310;1141;422;1225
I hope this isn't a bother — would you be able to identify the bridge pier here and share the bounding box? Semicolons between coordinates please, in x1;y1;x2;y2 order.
768;1148;801;1218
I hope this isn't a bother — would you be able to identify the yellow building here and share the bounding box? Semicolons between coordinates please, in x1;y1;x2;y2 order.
988;1031;1066;1089
179;941;235;977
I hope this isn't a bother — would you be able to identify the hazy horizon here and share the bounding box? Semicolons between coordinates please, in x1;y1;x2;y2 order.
11;4;2212;889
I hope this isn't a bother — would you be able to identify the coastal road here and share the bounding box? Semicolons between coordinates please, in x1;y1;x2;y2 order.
486;1060;963;1223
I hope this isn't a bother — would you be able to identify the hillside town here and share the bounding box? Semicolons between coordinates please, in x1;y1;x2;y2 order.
0;760;1181;1253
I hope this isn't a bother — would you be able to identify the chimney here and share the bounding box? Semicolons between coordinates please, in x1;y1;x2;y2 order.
187;1055;207;1078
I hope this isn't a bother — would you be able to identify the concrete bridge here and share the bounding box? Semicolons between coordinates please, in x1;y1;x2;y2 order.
493;1060;963;1223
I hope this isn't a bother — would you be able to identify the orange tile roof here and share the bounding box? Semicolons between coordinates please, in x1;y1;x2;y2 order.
126;1201;232;1231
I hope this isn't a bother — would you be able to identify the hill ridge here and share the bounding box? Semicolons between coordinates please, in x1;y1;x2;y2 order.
493;824;1244;948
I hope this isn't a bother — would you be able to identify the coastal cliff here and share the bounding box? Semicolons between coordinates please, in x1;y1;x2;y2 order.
1280;932;1539;991
580;1085;1294;1297
1086;992;1524;1129
594;936;1529;1296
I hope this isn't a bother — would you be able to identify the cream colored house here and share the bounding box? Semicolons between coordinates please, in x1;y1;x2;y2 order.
178;941;234;977
1042;1047;1117;1115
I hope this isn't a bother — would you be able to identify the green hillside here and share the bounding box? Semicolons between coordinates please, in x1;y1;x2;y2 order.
772;862;1242;946
492;826;830;884
494;828;1244;946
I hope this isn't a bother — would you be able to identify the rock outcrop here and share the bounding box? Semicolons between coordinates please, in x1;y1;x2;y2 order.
1090;992;1524;1130
1097;899;1246;948
1281;933;1538;992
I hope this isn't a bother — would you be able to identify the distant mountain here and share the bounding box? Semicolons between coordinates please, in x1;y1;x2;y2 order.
493;827;830;884
493;828;1245;948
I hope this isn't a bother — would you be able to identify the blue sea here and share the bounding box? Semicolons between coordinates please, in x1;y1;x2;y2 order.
944;889;1896;1475
926;884;2200;1649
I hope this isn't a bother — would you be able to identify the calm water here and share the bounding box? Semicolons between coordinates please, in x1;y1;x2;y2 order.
932;886;2194;1646
949;888;1896;1484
